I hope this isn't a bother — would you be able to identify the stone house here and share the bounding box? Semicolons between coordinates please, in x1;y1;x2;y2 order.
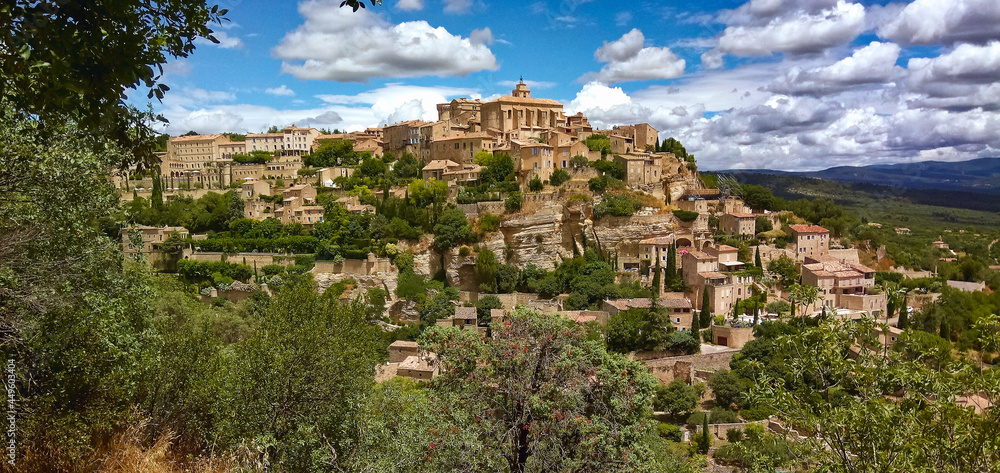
121;225;189;260
790;224;830;260
720;213;756;237
801;256;884;316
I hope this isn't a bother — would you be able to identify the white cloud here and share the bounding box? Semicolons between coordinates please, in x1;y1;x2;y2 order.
771;41;902;94
879;0;1000;45
273;1;497;82
396;0;423;11
582;29;685;83
907;41;1000;86
264;85;296;96
316;84;478;125
715;0;865;56
444;0;472;14
701;50;724;69
211;31;243;49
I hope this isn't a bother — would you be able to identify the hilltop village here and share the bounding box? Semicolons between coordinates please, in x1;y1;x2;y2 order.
118;81;995;464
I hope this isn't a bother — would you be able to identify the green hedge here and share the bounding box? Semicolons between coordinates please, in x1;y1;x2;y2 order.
178;259;253;282
193;236;319;254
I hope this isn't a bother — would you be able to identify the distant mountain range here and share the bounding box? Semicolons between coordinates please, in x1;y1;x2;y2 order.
717;157;1000;196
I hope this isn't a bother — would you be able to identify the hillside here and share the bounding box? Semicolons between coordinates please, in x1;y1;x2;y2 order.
718;157;1000;196
716;172;1000;234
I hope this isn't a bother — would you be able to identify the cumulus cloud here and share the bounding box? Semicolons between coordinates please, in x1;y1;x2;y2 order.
273;1;497;82
317;84;478;125
567;82;651;127
470;27;493;45
396;0;423;11
714;0;865;56
878;0;1000;45
581;29;685;83
264;85;296;96
771;41;902;94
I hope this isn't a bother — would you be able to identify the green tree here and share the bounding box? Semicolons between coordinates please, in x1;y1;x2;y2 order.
549;168;571;186
700;289;713;328
754;246;763;268
651;258;661;295
708;369;751;410
2;0;228;168
420;308;659;472
583;134;612;156
476;152;515;185
475;248;500;292
505;191;523;213
215;280;382;470
475;294;503;327
528;175;544;192
569;154;590;169
654;379;701;416
767;254;799;287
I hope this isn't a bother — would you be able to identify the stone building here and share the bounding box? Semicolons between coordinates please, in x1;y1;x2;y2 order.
480;81;566;142
790;224;830;260
801;257;884;316
720;213;756;236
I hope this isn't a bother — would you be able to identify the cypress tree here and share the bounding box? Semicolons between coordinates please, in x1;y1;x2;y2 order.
701;414;710;453
665;243;677;289
886;295;896;325
898;295;909;329
754;246;762;268
151;168;164;209
651;258;661;295
691;303;701;333
700;289;712;327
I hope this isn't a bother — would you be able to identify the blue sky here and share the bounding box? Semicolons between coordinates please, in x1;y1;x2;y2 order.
154;0;1000;171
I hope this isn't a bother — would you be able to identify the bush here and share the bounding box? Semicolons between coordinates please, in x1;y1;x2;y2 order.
686;410;707;427
178;259;253;282
657;422;683;442
459;246;471;257
672;209;699;222
594;193;641;218
654;379;700;416
528;176;543;192
726;428;744;443
740;404;775;421
479;213;501;233
261;264;285;276
708;370;751;409
709;407;739;424
505;191;522;212
549;168;571;186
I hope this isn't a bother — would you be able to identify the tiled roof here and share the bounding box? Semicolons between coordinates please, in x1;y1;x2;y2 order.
454;307;477;319
170;134;224;142
789;224;829;234
390;340;419;349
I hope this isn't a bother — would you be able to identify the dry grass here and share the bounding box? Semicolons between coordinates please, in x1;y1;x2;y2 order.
89;420;235;473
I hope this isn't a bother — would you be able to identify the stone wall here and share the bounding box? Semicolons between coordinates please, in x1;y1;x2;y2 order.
642;350;738;384
711;325;756;349
313;256;392;276
188;251;297;267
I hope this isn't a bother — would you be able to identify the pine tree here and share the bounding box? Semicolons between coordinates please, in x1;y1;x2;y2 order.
754;246;762;268
700;289;712;327
651;258;661;295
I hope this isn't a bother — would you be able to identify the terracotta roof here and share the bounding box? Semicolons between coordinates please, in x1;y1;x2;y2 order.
639;235;675;245
454;307;478;319
685;251;716;261
790;224;829;234
700;272;727;279
716;244;738;252
660;298;693;309
423;159;460;171
727;213;756;218
399;355;435;373
390;340;419;349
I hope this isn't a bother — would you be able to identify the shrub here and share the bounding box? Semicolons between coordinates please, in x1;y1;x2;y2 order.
594;193;641;218
459;246;471;257
505;191;522;212
709;407;739;424
672;209;699;222
657;422;683;442
686;410;707;427
726;428;744;443
740;404;775;421
479;213;501;233
528;176;543;192
261;264;285;276
549;169;571;186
